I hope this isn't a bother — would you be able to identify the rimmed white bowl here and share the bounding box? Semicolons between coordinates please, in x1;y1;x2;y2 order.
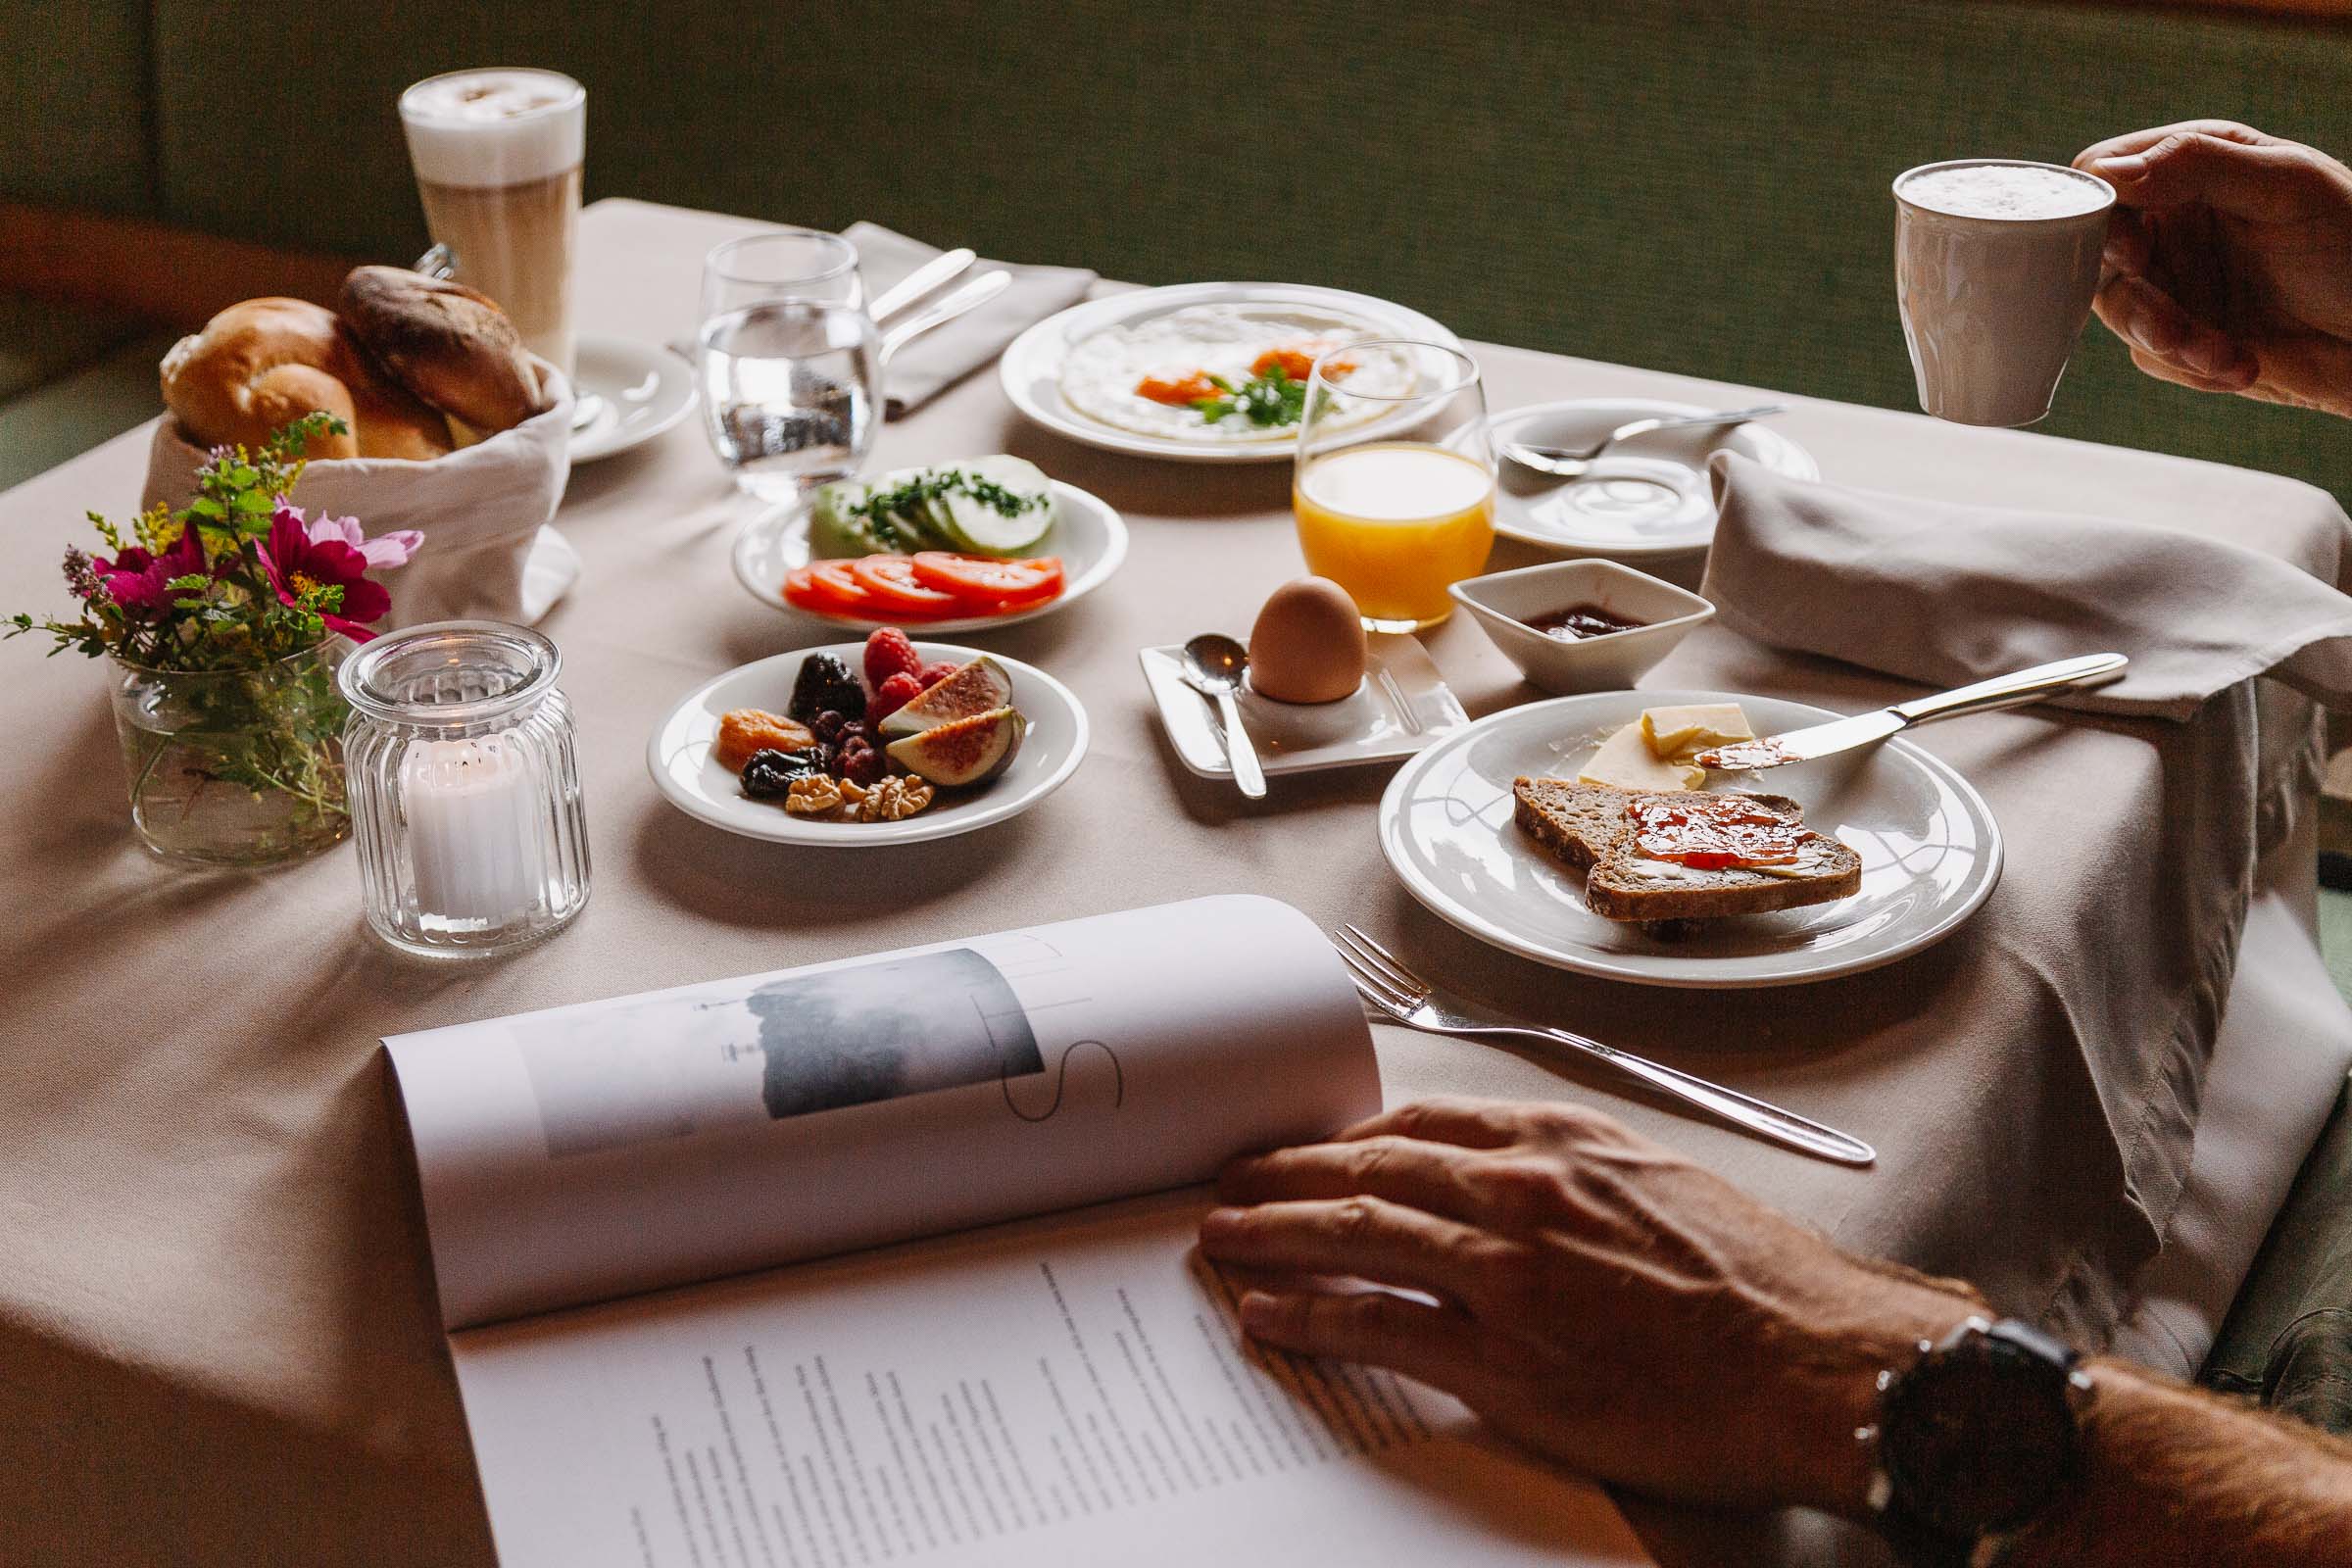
647;642;1088;847
732;479;1128;636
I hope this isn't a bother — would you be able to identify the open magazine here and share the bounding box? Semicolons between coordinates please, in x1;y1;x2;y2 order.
388;895;1653;1567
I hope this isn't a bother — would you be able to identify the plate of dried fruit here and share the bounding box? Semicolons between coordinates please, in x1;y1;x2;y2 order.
647;628;1089;846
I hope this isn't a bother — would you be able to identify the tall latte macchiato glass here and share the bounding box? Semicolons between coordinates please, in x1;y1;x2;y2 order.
399;69;586;376
1893;159;2115;427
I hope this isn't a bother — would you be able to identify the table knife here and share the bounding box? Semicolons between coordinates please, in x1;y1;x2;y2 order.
1694;652;2129;770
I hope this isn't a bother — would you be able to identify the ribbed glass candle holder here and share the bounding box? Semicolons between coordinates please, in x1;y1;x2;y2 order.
340;620;590;957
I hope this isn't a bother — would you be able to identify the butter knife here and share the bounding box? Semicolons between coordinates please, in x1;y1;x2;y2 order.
1694;653;2129;770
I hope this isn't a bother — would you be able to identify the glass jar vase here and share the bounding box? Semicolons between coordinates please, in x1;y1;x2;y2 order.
109;639;352;865
340;620;590;957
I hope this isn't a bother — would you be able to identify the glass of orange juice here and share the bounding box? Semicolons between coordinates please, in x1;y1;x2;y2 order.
1293;340;1494;632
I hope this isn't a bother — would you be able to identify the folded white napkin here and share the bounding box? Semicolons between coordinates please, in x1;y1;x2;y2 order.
843;221;1095;417
1703;453;2352;720
141;363;580;630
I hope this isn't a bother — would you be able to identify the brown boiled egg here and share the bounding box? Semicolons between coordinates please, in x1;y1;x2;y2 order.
1248;576;1367;703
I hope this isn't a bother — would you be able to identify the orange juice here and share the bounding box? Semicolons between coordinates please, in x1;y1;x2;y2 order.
1293;442;1495;629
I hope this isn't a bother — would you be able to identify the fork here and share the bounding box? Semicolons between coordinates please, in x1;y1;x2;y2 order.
1332;924;1875;1166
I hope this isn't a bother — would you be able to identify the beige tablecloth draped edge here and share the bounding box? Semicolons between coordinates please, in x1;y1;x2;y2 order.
1697;454;2352;1342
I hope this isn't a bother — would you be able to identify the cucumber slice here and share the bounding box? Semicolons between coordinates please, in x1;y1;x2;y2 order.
927;456;1055;556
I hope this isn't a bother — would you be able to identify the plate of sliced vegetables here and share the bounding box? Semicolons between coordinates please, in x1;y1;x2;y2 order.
733;455;1128;633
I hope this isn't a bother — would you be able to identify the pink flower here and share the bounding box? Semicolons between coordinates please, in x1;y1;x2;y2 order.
258;501;416;641
303;510;422;570
92;528;214;615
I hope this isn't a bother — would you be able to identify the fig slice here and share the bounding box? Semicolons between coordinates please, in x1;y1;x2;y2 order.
879;656;1015;738
885;706;1027;786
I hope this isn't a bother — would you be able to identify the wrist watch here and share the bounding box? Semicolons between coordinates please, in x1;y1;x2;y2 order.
1858;1315;2095;1567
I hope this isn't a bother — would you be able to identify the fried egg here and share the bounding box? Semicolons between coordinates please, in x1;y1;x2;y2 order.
1059;303;1418;442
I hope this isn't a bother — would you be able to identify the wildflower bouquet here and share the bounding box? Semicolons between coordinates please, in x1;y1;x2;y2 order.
7;415;423;862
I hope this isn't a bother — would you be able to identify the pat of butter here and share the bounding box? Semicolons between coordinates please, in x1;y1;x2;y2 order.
1640;703;1753;760
1578;723;1705;792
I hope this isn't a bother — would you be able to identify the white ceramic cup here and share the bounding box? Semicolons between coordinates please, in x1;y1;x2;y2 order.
1894;159;2115;427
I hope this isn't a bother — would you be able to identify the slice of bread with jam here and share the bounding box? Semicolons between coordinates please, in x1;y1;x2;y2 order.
1511;778;1861;922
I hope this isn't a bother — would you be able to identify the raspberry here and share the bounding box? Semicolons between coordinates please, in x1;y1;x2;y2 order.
863;626;922;691
868;671;924;725
917;660;960;690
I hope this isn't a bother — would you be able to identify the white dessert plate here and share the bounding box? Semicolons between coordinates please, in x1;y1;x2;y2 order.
1378;689;2001;988
566;334;697;463
1490;399;1819;559
1001;282;1464;464
648;642;1088;847
1140;635;1469;780
732;479;1128;635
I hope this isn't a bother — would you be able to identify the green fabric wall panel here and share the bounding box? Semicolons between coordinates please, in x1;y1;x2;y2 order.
144;1;2352;502
0;0;155;213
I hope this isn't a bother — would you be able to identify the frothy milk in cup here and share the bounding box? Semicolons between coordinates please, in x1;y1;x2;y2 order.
1893;159;2114;427
400;69;586;375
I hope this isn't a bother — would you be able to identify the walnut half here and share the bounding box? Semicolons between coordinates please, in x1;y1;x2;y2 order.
782;776;847;816
851;775;934;822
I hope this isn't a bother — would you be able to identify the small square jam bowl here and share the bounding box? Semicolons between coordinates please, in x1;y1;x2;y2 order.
1449;559;1714;694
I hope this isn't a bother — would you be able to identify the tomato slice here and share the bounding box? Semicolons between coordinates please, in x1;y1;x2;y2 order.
784;559;879;616
848;556;965;617
908;554;1065;610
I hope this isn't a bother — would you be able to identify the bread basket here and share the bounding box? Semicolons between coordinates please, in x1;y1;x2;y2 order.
139;359;579;629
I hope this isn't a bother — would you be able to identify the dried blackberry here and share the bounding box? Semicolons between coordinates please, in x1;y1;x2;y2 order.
788;654;866;723
741;747;825;800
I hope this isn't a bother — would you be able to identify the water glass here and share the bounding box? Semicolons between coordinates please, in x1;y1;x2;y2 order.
341;620;591;958
698;229;879;502
1293;341;1495;631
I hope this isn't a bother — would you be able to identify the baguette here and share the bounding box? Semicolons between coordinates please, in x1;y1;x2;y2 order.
1511;777;1861;923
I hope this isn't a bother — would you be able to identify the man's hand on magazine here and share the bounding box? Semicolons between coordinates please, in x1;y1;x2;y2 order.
1199;1098;1981;1516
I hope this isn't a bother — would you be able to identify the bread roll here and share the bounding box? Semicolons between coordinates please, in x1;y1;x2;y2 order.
160;298;455;461
339;267;544;434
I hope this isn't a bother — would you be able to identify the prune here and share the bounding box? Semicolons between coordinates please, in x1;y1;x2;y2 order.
788;654;866;723
741;748;825;800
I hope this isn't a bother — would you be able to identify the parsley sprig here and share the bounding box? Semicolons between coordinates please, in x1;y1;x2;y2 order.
1192;364;1308;428
847;466;1049;548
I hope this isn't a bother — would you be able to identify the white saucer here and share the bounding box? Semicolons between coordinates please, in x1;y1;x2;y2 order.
1490;400;1819;559
1377;688;2001;988
1139;636;1468;780
648;642;1088;847
566;334;696;463
732;478;1128;635
1001;282;1463;464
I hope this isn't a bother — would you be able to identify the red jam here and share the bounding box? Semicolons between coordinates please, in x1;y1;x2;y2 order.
1693;736;1795;770
1625;794;1816;870
1524;603;1646;641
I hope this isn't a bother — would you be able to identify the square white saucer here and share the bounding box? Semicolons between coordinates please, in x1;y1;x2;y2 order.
1139;635;1469;780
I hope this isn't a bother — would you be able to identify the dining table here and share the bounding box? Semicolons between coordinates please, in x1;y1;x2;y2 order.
4;197;2349;1568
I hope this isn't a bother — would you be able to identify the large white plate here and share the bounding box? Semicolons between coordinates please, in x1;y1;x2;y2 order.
1000;282;1464;463
1490;399;1819;559
732;479;1128;635
567;333;697;463
1378;689;2001;988
648;643;1088;847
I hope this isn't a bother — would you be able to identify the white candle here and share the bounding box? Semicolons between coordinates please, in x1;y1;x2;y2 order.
400;735;547;927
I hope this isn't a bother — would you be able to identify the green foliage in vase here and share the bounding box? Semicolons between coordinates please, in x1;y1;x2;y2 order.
10;415;424;843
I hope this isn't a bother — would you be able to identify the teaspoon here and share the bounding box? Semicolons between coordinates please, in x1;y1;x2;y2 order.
1179;635;1267;800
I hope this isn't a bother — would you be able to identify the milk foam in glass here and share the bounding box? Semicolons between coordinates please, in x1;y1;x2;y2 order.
1893;159;2115;427
400;69;586;375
